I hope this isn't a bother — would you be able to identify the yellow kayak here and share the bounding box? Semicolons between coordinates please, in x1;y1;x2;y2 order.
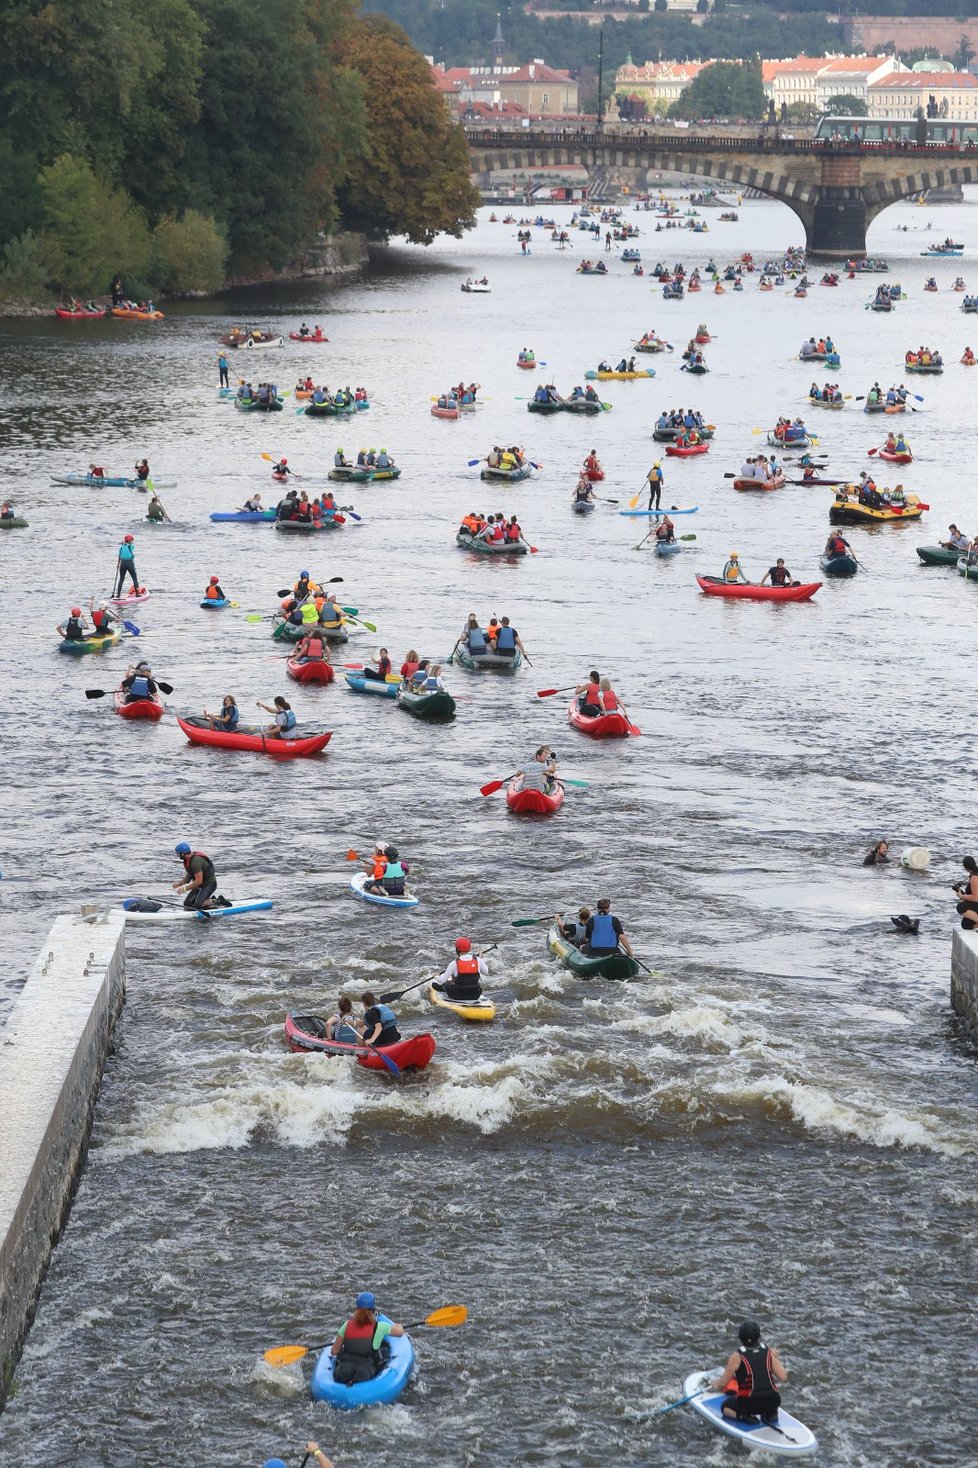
584;369;655;381
427;984;496;1022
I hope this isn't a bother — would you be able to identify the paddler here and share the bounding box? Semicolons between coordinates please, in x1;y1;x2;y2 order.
432;936;488;1002
121;660;158;703
317;591;344;629
942;524;970;552
243;493;263;512
262;1447;333;1468
654;515;675;544
217;352;230;388
722;551;748;583
573;476;595;504
823;532;852;559
113;533;139;597
272;457;292;479
584;449;602;477
203;694;239;731
760;558;794;586
329;1292;405;1383
58;605;91;642
89;596;118;635
293;570;320;601
711;1320;789;1426
366;843;409;896
256;695;298;739
204;575;226;602
583;898;633;957
147;494;167;522
173;842;225;911
134;458;150;484
360;996;401;1047
294;628;327;665
1;501;15;519
515;744;558;795
363;647;393;683
646;460;664;511
334;447;351;469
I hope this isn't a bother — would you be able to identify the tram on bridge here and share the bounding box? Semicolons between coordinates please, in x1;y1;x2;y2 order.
815;114;978;147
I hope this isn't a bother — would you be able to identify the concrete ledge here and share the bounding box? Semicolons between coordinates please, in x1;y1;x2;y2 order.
0;913;126;1405
951;926;978;1042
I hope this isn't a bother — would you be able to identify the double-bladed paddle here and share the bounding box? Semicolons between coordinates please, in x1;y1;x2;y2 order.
480;775;588;797
86;680;173;699
263;1305;468;1368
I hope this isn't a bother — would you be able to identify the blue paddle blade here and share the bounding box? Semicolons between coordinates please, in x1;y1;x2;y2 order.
377;1050;401;1076
123;620;140;635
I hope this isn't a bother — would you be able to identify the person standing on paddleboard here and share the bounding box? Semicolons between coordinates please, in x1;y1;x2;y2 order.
712;1320;789;1425
114;533;138;597
647;460;664;511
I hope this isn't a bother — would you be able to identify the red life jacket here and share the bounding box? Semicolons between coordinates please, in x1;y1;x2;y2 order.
491;524;504;541
601;688;618;711
456;954;480;976
505;523;521;542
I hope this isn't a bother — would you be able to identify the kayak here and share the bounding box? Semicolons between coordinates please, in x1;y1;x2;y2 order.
55;306;106;319
456;531;529;556
273;617;347;644
819;553;858;577
59;628;121;655
916;544;960;566
481;464;531;482
431;404;460;420
310;1314;415;1409
345;671;400;697
506;778;564;814
526;399;563;413
682;1371;818;1457
766;434;812;449
287;655;335;684
567;698;632;739
584;468;605;481
288;331;328;342
572;500;595;514
119;899;273;921
0;516;29;527
618;505;698;517
653;427;714;442
563;398;607;414
396;684;457;720
200;597;231;609
109;591;150;606
285;1012;436;1073
829;496;922;525
733;477;782;492
517;358;536;369
349;872;419;909
304;401;354;416
681;362;708;374
274;519;339;533
583;369;655;380
455;645;522;674
654;539;682;556
176;715;332;758
696;575;821;603
665;442;709;457
234;397;285;411
111;307;163;320
875;448;913;463
209;510;276;522
547;922;639;981
114;688;165;721
427;984;496;1022
51;473;175;489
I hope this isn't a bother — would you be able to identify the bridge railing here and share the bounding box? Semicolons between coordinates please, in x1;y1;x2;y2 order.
464;126;978;157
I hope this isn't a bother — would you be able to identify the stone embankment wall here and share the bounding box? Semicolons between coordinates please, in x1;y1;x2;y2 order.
951;927;978;1042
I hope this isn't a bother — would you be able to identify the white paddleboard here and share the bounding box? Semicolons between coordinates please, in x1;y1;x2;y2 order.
683;1370;818;1457
114;899;273;922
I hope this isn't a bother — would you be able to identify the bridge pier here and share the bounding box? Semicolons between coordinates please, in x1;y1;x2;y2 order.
806;197;868;261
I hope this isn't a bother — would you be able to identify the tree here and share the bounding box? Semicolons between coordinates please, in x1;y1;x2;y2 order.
668;61;766;121
37;153;151;293
152;210;227;292
954;34;976;69
615;91;649;121
824;93;868;117
786;101;820;123
336;15;479;244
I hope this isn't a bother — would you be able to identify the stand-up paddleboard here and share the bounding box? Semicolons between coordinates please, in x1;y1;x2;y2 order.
682;1371;818;1456
619;505;699;517
349;872;420;909
116;899;274;921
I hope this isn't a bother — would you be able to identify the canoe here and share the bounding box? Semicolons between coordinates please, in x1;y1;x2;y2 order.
829;498;922;525
572;500;595;514
583;369;655;380
481;464;531;482
109;591;150;606
114;688;165;720
310;1315;415;1409
904;363;943;374
654;539;682;556
766;434;812;449
916;544;960;566
288;331;328;342
682;1370;817;1457
349;872;419;909
455;531;528;556
455;645;522;674
506;778;564;814
200;597;231;609
517;358;536;368
110;307;163;320
733;477;782;492
51;473;175;488
0;516;28;527
274;617;348;644
567;698;632;739
665;442;709;457
209;510;276;523
304;401;354;416
526;399;563;413
431;404;460;420
285;1012;436;1073
396;684;456;721
274;519;338;534
176;715;332;758
59;628;121;655
55;306;106;319
958;556;978;582
875;448;913;463
287;655;335;684
696;575;820;603
220;331;285;348
427;984;496;1022
345;671;400;697
120;899;273;922
819;553;858;577
547;922;639;981
809;398;844;409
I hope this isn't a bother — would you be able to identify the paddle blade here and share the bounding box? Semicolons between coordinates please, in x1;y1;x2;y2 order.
156;681;174;695
264;1344;309;1367
375;1049;401;1076
260;452;274;461
536;688;561;698
424;1305;468;1328
122;621;140;636
84;689;106;699
627;724;642;736
346;850;359;861
480;779;504;797
511;916;550;927
628;492;642;509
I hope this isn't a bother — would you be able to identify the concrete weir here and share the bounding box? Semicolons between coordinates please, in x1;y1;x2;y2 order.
0;912;126;1406
951;926;978;1043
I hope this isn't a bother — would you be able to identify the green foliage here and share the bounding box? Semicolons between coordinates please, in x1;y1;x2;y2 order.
0;232;48;303
37;154;151;293
152;211;228;293
668;61;766;121
786;101;820;123
824;93;868;117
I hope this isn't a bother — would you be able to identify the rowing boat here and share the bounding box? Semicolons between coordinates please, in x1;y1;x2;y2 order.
456;530;529;556
547;922;639;980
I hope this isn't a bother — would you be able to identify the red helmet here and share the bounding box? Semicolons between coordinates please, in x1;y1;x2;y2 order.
210;575;220;584
281;457;288;465
455;936;472;953
123;534;134;543
280;598;291;610
71;606;82;617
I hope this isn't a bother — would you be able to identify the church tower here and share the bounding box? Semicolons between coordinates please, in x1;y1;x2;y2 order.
492;12;505;68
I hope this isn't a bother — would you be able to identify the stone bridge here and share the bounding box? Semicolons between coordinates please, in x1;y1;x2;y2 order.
465;127;978;258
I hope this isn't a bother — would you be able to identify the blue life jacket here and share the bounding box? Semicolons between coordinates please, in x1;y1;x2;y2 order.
224;705;239;728
588;911;618;950
130;675;150;698
118;544;135;562
373;1003;397;1029
382;861;405;882
281;709;297;731
495;625;516;652
422;676;439;690
468;629;487;652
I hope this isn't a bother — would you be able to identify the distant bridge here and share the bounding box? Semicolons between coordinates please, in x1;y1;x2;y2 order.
464;127;978;257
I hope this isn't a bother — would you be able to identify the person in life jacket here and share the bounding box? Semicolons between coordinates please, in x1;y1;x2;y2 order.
712;1320;789;1425
263;1446;333;1468
334;447;350;469
360;994;401;1047
134;459;150;482
760;558;794;587
172;842;226;911
432;936;488;1001
494;616;524;660
363;647;393;683
147;494;166;522
204;576;225;601
114;534;138;596
318;593;344;629
203;694;239;731
584;898;633;957
121;661;158;703
722;552;747;584
293;570;319;601
364;843;409;896
329;1293;405;1386
575;670;601;717
295;628;327;665
257;695;297;739
823;532;851;559
59;606;91;641
88;597;117;635
279;597;303;627
273;458;291;477
559;907;591;947
504;516;522;544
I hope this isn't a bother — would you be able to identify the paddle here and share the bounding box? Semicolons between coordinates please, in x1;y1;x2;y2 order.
121;620;141;636
652;1386;706;1417
275;580;344;597
480;775;587;797
86;680;173;699
628;479;649;510
633;529;655;551
536;686;579;698
344;612;377;632
263;1305;468;1368
378;946;498;1004
511;915;554;927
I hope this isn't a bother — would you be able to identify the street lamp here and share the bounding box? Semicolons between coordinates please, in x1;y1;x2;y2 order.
596;25;604;132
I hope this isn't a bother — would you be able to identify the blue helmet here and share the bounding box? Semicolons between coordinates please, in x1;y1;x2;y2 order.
263;1460;288;1468
300;569;310;578
175;842;191;855
355;1291;376;1309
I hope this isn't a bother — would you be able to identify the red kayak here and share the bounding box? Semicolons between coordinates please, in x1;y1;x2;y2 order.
665;442;709;457
284;1012;436;1072
431;404;460;420
287;655;334;684
874;448;913;463
567;698;631;739
695;333;711;344
506;778;565;814
584;467;605;482
55;306;106;320
696;575;820;603
288;331;328;342
177;715;332;758
114;688;165;721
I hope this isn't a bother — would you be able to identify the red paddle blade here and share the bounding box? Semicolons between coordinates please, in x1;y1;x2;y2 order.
345;850;359;861
480;779;504;797
529;546;538;553
536;688;560;698
627;724;642;736
340;663;363;670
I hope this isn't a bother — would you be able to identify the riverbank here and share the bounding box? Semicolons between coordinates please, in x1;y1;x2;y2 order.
0;231;369;318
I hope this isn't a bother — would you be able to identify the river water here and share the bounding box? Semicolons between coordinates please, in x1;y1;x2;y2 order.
2;193;978;1467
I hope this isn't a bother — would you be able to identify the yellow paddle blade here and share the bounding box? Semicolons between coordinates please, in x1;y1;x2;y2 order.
425;1304;468;1327
628;491;642;509
264;1344;310;1367
260;452;274;461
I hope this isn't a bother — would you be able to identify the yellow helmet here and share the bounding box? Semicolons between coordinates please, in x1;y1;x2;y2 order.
729;551;739;559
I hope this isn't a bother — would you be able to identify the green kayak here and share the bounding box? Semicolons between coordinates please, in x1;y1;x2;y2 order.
527;398;564;413
547;922;640;981
454;645;522;673
917;545;960;566
305;401;355;416
455;531;529;556
958;556;978;581
0;516;28;528
396;684;457;720
235;396;285;411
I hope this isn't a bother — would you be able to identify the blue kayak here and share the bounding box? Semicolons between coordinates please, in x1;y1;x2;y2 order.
619;505;699;517
571;500;595;514
200;597;231;609
310;1317;414;1408
654;540;683;556
209;510;276;522
345;672;399;698
349;873;419;909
